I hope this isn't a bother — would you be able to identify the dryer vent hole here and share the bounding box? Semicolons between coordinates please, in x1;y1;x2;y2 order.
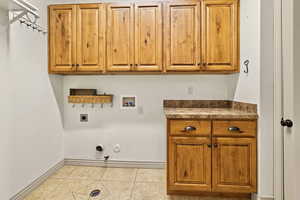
90;189;101;197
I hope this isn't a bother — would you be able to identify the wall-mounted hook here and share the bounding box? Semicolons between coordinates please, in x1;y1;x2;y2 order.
72;104;75;108
91;103;94;108
81;104;85;108
243;60;250;74
101;104;103;108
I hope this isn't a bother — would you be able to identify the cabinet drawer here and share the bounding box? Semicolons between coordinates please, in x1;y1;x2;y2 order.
212;120;256;137
169;120;211;136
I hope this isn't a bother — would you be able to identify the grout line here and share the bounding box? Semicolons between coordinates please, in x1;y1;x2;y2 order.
129;168;139;200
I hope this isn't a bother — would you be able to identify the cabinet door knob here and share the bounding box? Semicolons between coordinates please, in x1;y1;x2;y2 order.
207;144;212;148
214;143;218;148
76;64;80;67
228;126;241;133
183;126;197;132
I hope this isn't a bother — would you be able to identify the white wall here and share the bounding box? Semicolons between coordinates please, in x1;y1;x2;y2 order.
259;0;275;198
63;75;236;161
293;0;300;199
61;0;261;161
0;5;13;200
233;0;260;104
0;0;270;198
0;0;64;198
60;0;269;197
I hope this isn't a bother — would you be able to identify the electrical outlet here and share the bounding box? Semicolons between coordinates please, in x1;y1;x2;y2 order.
80;114;88;122
187;86;194;95
138;106;144;115
113;144;121;153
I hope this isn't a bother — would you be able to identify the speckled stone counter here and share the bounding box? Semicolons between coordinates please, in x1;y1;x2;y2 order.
164;100;258;119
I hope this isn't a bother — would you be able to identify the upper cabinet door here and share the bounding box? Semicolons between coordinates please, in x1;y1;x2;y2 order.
212;138;257;193
49;5;77;72
107;3;134;72
76;4;106;72
202;0;239;72
164;1;201;71
134;2;163;72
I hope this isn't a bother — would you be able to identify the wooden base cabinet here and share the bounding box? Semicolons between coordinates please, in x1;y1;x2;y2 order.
167;119;257;196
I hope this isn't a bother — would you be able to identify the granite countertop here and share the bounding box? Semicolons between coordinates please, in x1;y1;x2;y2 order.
163;100;258;120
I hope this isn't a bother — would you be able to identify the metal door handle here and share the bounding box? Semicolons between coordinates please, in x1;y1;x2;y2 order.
281;118;293;128
183;126;197;132
228;126;241;133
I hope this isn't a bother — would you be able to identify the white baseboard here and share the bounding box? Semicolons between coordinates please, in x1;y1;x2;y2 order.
64;158;166;169
252;194;274;200
10;160;64;200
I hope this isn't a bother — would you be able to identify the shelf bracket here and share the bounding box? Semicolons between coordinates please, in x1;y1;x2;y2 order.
9;0;40;24
10;10;27;24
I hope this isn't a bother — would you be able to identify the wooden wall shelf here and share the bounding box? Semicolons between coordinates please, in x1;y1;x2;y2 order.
68;95;113;104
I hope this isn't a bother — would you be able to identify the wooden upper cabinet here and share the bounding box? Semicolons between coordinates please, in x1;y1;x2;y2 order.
107;3;134;72
202;0;239;71
212;138;257;193
134;2;163;71
164;1;201;71
48;0;240;74
168;137;212;192
49;5;76;72
76;4;106;72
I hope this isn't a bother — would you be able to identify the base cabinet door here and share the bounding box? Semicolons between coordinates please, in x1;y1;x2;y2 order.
168;137;212;192
202;0;239;72
212;138;257;193
76;4;106;72
49;5;77;72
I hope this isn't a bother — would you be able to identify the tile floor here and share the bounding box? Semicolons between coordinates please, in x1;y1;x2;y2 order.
23;166;248;200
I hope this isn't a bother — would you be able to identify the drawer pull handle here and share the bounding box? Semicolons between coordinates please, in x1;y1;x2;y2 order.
183;126;197;132
228;126;241;133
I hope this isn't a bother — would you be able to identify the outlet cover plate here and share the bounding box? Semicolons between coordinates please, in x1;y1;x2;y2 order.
80;114;88;122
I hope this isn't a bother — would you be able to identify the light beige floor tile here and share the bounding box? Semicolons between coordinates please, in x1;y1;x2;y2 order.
131;182;166;200
102;168;137;182
68;166;106;180
100;181;134;200
136;168;166;183
46;187;75;200
53;179;110;200
23;178;65;200
50;166;76;179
